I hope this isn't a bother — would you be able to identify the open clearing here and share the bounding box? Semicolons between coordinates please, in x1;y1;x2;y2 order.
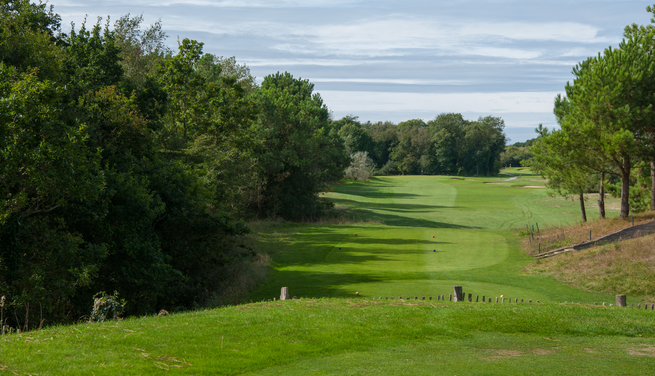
3;170;653;375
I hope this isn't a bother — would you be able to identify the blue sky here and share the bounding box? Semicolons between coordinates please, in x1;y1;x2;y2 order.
53;0;654;142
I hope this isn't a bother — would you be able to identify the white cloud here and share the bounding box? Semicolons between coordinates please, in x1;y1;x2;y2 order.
310;78;470;85
170;16;606;59
318;90;562;114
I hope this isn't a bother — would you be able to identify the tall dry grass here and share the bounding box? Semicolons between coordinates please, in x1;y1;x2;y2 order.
522;211;655;255
527;233;655;303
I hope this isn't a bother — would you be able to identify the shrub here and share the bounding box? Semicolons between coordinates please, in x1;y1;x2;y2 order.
344;152;376;181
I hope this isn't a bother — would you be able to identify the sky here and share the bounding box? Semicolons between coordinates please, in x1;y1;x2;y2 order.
52;0;654;143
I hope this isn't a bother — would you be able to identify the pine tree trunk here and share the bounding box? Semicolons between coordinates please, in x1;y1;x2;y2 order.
580;192;587;222
651;159;655;211
620;156;631;218
598;172;605;219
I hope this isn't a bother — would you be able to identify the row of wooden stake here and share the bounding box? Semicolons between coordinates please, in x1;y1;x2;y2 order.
274;287;652;310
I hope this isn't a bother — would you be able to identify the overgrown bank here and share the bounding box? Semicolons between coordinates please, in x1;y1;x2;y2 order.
523;213;655;302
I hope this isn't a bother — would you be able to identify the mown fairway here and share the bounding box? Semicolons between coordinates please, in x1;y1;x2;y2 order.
252;170;619;303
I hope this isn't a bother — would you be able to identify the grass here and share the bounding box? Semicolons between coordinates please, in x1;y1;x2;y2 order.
528;233;655;302
3;171;654;375
523;211;655;255
1;299;655;375
250;173;620;304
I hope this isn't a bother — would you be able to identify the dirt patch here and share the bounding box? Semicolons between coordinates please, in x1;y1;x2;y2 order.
532;348;557;355
483;349;523;361
584;348;596;353
628;346;655;357
523;186;546;188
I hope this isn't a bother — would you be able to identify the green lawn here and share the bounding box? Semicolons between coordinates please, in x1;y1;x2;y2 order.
2;300;654;375
251;174;620;304
4;173;650;376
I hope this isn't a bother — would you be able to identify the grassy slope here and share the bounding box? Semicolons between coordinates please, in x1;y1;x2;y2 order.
2;300;654;375
251;171;620;304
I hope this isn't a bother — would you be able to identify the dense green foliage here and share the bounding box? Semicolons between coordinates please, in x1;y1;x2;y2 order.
0;1;347;329
336;113;507;176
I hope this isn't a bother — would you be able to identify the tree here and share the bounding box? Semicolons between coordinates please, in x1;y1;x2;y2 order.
254;72;348;219
532;125;598;222
113;13;169;86
461;116;506;176
560;6;655;218
391;120;433;175
428;113;467;175
160;38;206;148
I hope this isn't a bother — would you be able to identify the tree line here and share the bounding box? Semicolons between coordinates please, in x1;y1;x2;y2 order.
532;4;655;221
335;113;507;177
0;1;510;328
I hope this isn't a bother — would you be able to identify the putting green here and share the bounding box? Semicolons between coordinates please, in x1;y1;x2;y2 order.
252;173;620;303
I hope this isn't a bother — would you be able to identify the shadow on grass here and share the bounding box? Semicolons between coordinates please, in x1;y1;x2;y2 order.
250;269;385;299
328;198;473;228
269;228;455;267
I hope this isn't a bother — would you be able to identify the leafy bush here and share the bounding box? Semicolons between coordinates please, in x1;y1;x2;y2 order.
89;291;126;322
344;152;376;181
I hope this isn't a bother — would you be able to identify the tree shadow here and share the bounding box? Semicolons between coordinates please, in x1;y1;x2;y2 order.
249;269;385;299
328;198;473;229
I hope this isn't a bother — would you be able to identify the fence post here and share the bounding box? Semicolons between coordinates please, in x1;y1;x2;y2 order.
280;287;289;301
453;286;463;302
616;295;627;307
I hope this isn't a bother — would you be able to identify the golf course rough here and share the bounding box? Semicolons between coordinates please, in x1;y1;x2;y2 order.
252;172;619;304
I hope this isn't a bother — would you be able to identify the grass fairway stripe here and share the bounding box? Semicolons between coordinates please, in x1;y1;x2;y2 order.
252;172;620;303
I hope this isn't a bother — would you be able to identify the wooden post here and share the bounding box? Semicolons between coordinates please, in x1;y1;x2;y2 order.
482;295;485;302
495;297;498;303
468;293;472;302
521;299;523;303
615;294;627;307
280;287;289;301
476;295;479;302
429;297;432;300
453;286;463;302
449;294;452;301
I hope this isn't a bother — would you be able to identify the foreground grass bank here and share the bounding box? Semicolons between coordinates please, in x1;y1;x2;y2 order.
2;299;654;375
